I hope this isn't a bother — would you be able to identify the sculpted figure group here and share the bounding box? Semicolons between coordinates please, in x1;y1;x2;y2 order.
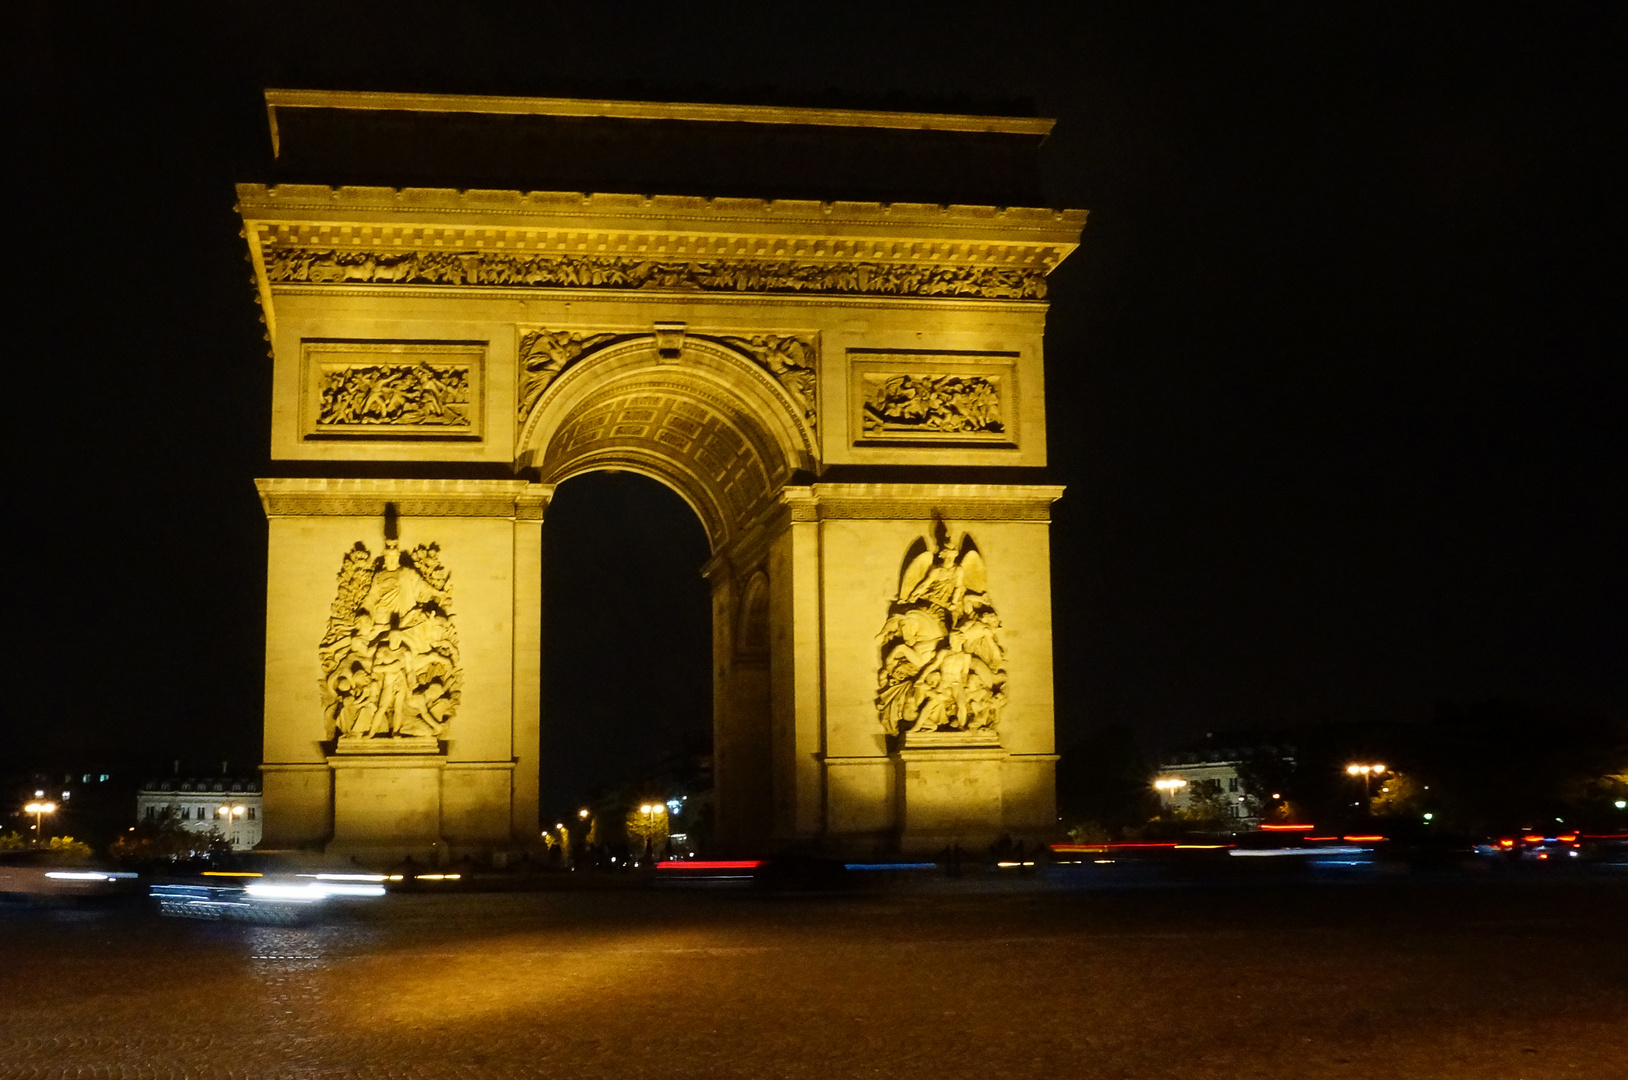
319;539;461;742
719;335;819;427
515;329;819;430
877;526;1009;738
265;247;1047;301
515;330;620;422
863;374;1003;437
317;363;470;428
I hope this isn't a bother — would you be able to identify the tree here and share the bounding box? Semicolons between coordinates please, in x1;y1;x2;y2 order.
1172;779;1230;826
109;807;229;863
1369;771;1426;817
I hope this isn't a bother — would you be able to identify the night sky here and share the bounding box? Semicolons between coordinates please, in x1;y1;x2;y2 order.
9;5;1621;806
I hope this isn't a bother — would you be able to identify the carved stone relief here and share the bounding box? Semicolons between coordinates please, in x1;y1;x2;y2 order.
717;335;819;428
304;342;483;440
876;523;1009;737
319;539;462;744
317;363;472;428
862;374;1003;439
516;330;620;423
264;246;1048;300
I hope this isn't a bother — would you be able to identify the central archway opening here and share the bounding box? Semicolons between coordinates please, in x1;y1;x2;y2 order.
539;470;714;854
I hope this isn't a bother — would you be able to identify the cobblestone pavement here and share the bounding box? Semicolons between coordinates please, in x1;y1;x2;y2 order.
2;876;1625;1079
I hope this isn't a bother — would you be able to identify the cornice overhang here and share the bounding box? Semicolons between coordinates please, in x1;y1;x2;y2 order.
264;89;1056;156
254;477;551;520
238;185;1088;335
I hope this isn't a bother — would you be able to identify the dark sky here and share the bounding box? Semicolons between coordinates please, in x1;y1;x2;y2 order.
8;5;1621;795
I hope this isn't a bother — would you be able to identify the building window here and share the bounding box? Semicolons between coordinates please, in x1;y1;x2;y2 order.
246;808;256;821
1228;777;1239;793
145;806;156;820
180;807;189;820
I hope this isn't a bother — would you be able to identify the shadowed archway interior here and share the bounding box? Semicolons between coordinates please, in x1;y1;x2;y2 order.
539;471;713;814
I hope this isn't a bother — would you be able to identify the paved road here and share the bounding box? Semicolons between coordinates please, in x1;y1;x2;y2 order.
2;874;1624;1079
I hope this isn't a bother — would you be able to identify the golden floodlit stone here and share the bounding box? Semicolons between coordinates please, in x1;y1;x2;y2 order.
247;91;1086;857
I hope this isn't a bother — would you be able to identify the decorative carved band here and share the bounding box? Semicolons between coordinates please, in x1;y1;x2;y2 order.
255;479;548;520
263;246;1047;301
809;500;1054;521
773;484;1063;525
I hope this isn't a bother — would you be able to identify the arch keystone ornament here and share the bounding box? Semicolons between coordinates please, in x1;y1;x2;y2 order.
247;91;1083;857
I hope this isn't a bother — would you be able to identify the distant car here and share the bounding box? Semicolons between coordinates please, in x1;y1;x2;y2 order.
0;850;139;898
1473;831;1585;863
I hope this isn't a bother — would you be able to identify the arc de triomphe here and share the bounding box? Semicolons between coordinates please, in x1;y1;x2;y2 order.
245;91;1087;858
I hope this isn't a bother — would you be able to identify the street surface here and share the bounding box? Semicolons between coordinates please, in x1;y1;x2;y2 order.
2;873;1625;1079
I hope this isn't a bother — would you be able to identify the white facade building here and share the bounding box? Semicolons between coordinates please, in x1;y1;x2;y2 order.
136;777;263;851
1154;745;1295;828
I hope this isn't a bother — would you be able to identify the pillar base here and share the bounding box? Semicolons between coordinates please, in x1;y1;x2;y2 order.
327;752;445;856
893;738;1009;853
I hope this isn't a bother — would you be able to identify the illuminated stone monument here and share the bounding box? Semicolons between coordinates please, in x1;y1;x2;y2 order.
245;90;1086;857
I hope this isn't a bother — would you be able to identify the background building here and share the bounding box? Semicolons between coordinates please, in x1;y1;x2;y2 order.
136;776;263;851
1155;743;1297;828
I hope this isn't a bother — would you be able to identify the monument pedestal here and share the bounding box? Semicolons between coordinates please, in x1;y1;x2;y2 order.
894;731;1008;853
328;748;446;860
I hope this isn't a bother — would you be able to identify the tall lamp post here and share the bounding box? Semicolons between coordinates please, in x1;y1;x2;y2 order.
637;803;666;862
1153;778;1188;808
1346;763;1386;808
23;801;57;842
217;803;246;848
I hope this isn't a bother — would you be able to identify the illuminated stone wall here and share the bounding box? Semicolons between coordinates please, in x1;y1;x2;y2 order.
244;95;1085;857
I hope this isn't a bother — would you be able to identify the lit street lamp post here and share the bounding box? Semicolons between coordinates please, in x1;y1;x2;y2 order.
637;803;667;863
1346;763;1386;808
217;804;246;848
23;801;57;842
1152;778;1188;809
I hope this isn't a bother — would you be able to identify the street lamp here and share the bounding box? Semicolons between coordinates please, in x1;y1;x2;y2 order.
578;808;590;820
1152;778;1188;806
637;803;667;861
23;801;56;840
1346;763;1386;803
217;803;246;847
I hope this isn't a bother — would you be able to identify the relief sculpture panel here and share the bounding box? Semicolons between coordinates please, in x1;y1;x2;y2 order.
320;539;462;745
876;523;1009;738
849;351;1017;447
516;329;621;425
716;334;819;428
264;247;1048;300
863;374;1003;438
304;341;483;440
